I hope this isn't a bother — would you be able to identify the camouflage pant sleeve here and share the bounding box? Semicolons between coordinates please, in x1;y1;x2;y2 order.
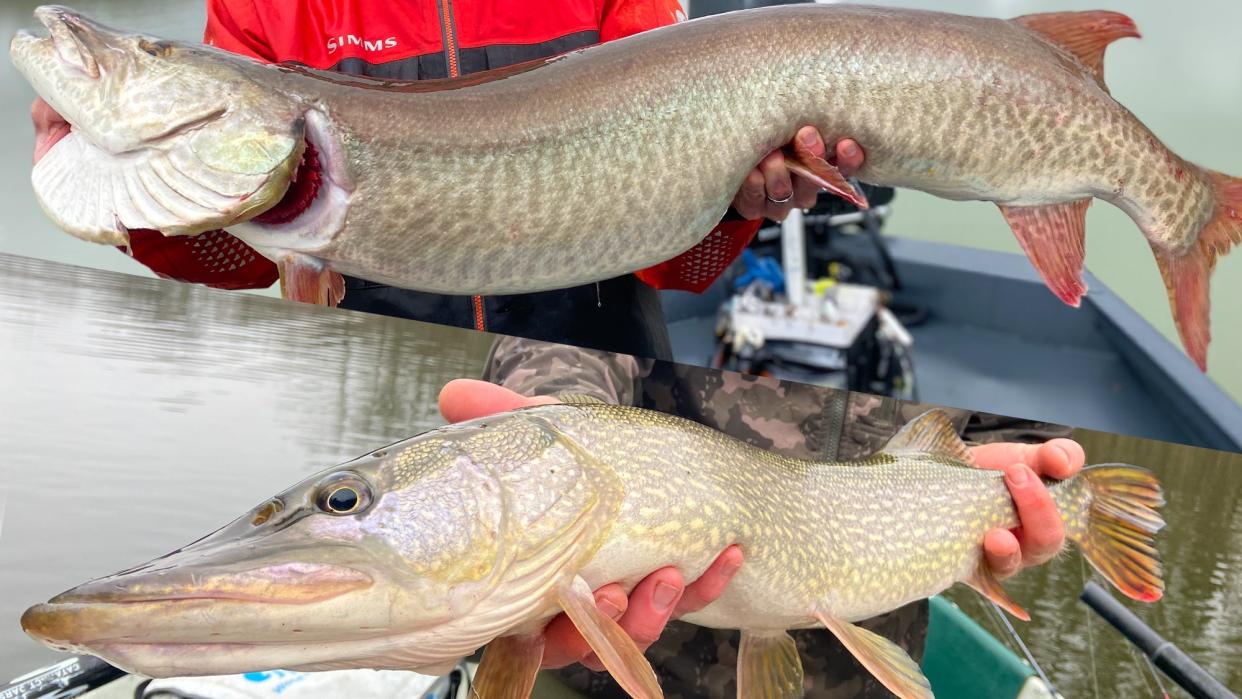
481;334;652;405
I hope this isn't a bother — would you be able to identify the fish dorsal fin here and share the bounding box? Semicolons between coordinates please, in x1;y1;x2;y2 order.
1013;11;1140;85
881;410;975;465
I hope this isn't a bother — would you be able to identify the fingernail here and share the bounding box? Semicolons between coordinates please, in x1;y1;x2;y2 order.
718;560;742;580
800;130;819;147
598;599;624;620
1007;465;1030;487
652;581;680;612
842;143;859;158
1054;445;1072;467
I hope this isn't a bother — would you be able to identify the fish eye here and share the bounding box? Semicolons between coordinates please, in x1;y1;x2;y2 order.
138;39;172;58
314;472;372;515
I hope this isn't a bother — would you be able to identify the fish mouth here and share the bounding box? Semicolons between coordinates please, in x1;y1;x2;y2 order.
21;562;373;649
20;6;103;79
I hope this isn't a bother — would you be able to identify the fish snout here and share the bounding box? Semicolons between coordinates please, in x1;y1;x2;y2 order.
33;5;115;79
48;562;374;606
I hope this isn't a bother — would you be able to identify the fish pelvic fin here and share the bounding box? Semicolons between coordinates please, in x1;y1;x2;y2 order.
813;612;933;699
782;139;869;209
1071;465;1166;603
965;560;1030;621
555;576;663;699
277;253;346;307
473;633;545;699
737;630;805;699
998;199;1091;307
1152;171;1242;371
1013;11;1140;85
880;410;974;465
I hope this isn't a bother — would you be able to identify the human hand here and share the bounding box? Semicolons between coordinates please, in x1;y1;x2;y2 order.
437;379;744;670
969;439;1086;579
730;126;864;222
31;98;71;165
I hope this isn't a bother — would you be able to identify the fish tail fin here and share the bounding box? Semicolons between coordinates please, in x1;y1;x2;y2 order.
1069;465;1165;603
1152;171;1242;370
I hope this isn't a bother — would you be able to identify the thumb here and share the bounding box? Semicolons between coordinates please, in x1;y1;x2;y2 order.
438;378;556;423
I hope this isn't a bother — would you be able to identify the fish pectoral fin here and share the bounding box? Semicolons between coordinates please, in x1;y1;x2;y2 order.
473;633;546;699
555;576;663;699
998;199;1091;307
782;140;869;210
737;630;805;698
813;611;933;699
1012;11;1140;84
966;560;1031;621
880;410;974;466
277;253;346;307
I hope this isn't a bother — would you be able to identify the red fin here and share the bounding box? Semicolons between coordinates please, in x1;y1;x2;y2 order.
473;634;545;699
783;140;869;210
966;562;1030;621
998;199;1092;306
1154;172;1242;371
277;254;346;307
1013;11;1140;82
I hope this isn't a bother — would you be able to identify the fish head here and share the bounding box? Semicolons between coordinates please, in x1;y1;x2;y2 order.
21;410;612;677
10;6;306;243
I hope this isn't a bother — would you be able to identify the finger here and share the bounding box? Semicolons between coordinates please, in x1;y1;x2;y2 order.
437;378;556;423
579;567;685;670
758;151;794;222
675;545;743;616
540;584;628;669
732;168;767;220
982;528;1022;580
796;126;827;159
969;442;1039;472
1004;463;1066;567
834;139;865;178
1033;438;1085;480
791;174;820;210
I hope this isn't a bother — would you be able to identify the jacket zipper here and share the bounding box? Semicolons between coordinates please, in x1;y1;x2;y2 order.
436;0;483;330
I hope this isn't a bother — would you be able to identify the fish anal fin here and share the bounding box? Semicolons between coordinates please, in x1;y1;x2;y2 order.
555;577;663;699
277;254;346;307
473;633;545;699
738;630;805;699
998;199;1091;307
1013;11;1140;83
814;611;933;699
782;140;869;210
966;561;1030;621
882;410;974;465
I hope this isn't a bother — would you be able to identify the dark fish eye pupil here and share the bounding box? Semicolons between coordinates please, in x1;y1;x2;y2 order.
327;487;359;513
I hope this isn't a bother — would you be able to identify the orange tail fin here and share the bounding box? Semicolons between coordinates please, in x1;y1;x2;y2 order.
1153;172;1242;371
1072;465;1165;603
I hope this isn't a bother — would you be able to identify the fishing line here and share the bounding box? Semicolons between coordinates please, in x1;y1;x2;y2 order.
986;599;1057;694
1081;556;1102;699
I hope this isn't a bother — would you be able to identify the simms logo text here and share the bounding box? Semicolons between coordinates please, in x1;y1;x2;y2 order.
327;35;398;53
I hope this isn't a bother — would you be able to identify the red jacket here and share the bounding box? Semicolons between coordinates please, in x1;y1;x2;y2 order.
127;0;760;294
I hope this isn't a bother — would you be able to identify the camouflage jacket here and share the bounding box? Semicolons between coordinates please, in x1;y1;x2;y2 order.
483;335;1071;699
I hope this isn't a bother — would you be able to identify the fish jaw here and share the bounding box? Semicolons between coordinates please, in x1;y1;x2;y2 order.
11;6;308;244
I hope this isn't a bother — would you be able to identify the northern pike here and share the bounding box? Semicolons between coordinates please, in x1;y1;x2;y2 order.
22;406;1164;699
10;6;1240;370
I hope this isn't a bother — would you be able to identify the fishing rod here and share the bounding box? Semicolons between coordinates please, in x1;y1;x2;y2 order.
1080;581;1237;699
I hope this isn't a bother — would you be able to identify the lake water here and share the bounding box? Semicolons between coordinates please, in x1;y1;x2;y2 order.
0;254;1238;697
0;0;1241;400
